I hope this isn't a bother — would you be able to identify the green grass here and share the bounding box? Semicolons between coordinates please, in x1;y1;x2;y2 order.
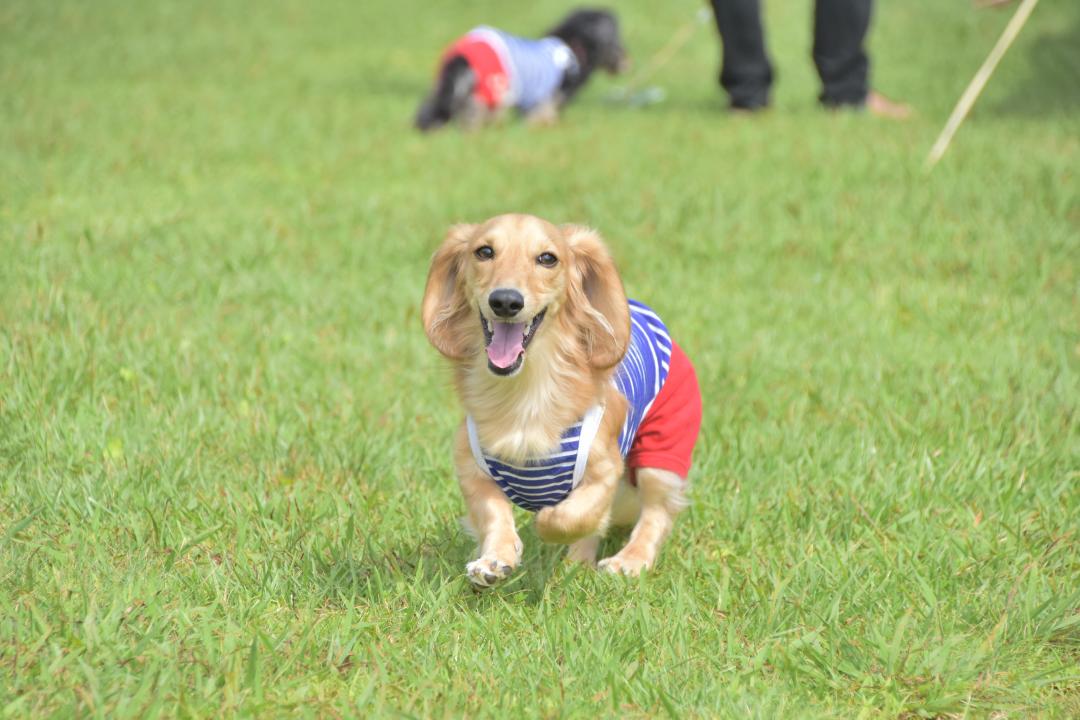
2;0;1078;716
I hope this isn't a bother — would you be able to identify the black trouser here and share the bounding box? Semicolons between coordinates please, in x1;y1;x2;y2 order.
709;0;872;109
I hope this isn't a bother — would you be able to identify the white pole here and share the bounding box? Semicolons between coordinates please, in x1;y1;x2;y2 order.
925;0;1040;169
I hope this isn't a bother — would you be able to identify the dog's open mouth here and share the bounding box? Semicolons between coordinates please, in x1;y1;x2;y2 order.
481;309;546;376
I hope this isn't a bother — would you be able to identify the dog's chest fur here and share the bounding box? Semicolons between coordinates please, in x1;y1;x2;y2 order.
457;341;599;463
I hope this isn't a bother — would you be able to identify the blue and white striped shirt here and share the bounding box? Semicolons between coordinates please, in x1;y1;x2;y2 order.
467;300;672;512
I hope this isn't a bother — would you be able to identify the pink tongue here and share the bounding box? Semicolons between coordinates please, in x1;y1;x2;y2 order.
487;321;526;368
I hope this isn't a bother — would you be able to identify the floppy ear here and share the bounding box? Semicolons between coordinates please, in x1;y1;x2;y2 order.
421;224;477;359
562;224;630;369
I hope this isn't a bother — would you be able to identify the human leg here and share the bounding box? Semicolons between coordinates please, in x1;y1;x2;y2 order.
710;0;774;109
812;0;872;107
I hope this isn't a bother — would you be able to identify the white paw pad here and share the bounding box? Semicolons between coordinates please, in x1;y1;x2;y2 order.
465;556;515;588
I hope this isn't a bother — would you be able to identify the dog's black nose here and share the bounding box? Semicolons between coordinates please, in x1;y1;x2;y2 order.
488;289;524;318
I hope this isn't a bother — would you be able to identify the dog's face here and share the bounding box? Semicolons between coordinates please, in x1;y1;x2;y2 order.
422;214;630;377
554;9;629;75
461;216;567;376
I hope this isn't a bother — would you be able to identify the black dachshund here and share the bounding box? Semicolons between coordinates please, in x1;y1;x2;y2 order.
415;9;627;131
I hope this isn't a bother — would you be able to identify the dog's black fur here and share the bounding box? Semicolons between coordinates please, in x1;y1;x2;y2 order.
415;8;627;132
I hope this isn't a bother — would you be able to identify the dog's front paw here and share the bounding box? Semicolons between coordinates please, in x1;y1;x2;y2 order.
598;553;650;577
534;507;571;544
535;505;605;545
465;555;517;588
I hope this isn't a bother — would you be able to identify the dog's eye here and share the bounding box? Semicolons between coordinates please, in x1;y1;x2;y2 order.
474;245;494;260
537;252;558;267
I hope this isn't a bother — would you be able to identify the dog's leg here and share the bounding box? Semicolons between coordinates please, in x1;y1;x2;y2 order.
534;450;621;544
458;99;491;131
599;468;687;576
565;535;601;566
524;101;560;127
459;467;522;587
455;430;522;588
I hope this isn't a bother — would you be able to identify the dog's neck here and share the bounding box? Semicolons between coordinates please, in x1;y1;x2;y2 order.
457;327;604;463
555;39;593;100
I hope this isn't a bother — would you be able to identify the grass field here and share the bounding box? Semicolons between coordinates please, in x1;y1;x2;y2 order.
2;0;1078;716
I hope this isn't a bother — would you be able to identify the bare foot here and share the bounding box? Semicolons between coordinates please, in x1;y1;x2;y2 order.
867;90;913;119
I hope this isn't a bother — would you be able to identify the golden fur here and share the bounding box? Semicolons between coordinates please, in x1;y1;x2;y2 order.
422;214;687;585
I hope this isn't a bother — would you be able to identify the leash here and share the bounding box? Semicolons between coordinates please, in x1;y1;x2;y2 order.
606;7;712;107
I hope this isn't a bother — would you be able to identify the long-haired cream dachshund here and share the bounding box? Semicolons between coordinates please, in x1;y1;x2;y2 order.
422;214;701;586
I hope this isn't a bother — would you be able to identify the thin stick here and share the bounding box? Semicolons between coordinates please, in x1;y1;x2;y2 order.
925;0;1039;169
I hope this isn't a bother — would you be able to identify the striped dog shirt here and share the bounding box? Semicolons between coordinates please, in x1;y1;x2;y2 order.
467;300;673;512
